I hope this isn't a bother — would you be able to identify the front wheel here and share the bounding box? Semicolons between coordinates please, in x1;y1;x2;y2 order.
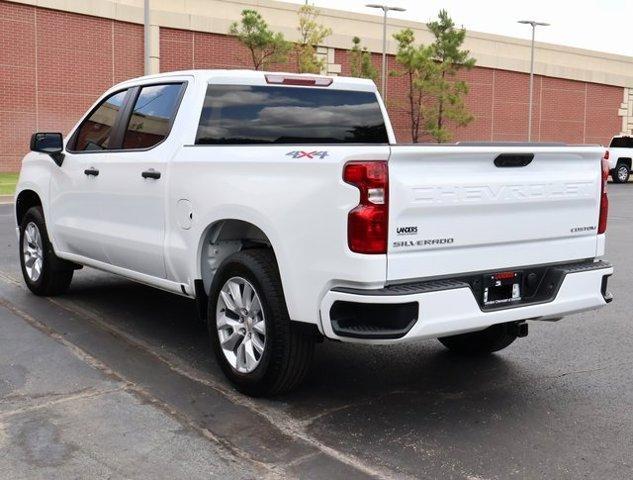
208;249;315;396
438;323;519;355
613;163;630;184
19;206;74;296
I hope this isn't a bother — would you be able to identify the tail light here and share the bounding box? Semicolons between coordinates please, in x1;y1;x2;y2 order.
343;161;389;254
604;150;610;161
598;156;609;234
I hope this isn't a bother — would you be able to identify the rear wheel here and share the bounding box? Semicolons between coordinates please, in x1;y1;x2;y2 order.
613;163;630;184
19;207;74;296
208;249;315;396
438;323;519;355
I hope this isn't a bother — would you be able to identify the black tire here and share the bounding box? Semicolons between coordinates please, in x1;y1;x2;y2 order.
438;323;518;355
208;249;315;396
19;206;74;296
613;163;630;184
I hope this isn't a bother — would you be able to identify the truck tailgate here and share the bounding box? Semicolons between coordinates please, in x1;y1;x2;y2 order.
387;145;604;281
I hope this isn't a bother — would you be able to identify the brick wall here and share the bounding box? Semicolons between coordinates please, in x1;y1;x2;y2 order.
0;1;143;172
334;48;623;144
159;27;300;72
162;30;623;144
0;1;624;172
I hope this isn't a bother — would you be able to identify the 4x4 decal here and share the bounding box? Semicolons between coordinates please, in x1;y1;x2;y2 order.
286;151;329;159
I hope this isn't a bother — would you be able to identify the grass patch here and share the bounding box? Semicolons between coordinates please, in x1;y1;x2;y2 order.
0;173;19;196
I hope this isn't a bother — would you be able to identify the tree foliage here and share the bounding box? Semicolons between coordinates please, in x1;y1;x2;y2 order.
295;4;332;74
392;11;476;143
426;10;476;142
229;9;291;71
391;28;437;143
349;37;378;81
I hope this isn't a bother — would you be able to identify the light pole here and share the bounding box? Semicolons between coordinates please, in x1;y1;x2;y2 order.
144;0;151;75
518;20;550;142
366;4;406;102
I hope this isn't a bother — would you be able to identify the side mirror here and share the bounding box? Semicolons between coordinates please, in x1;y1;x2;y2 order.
30;132;65;166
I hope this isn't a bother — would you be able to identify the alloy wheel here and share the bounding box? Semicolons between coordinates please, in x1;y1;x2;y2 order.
216;277;266;373
22;221;44;282
618;166;629;182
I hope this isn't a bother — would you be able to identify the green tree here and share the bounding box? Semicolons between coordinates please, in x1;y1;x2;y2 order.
391;28;437;143
296;4;332;74
349;37;378;81
425;10;476;142
229;9;291;70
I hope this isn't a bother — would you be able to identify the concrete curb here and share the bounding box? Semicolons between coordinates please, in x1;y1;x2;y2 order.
0;195;14;205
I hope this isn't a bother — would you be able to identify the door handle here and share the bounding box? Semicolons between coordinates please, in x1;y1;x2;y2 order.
84;167;99;177
141;169;161;180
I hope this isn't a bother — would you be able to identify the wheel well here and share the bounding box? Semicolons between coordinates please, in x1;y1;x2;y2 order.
617;158;632;169
15;190;42;226
199;219;273;295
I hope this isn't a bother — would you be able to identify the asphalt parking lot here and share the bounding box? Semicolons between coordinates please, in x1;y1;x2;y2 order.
1;185;632;480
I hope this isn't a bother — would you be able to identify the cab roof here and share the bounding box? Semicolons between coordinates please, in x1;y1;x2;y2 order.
113;69;378;93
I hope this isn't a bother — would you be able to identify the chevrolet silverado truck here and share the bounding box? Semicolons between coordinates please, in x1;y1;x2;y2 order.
15;70;613;396
606;135;633;183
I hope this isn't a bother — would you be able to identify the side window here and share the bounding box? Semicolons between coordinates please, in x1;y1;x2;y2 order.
73;90;128;151
122;84;183;149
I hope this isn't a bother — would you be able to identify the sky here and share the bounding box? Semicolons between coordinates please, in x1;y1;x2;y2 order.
284;0;633;57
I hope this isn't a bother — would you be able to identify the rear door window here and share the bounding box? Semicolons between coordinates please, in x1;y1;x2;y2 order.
195;85;389;144
73;90;128;151
122;83;184;149
610;137;633;148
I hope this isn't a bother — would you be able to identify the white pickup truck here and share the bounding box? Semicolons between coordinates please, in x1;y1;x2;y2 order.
15;70;613;396
606;135;633;183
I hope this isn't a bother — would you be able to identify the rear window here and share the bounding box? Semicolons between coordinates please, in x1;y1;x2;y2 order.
195;85;388;145
610;137;633;148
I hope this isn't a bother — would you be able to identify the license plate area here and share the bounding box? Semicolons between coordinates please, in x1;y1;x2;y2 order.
483;271;522;306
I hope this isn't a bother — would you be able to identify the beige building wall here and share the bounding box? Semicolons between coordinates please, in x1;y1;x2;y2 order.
620;89;633;135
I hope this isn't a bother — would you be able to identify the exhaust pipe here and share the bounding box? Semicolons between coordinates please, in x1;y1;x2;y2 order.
507;321;529;338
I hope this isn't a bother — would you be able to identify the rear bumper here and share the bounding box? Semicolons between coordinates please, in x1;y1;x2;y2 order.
319;261;613;344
